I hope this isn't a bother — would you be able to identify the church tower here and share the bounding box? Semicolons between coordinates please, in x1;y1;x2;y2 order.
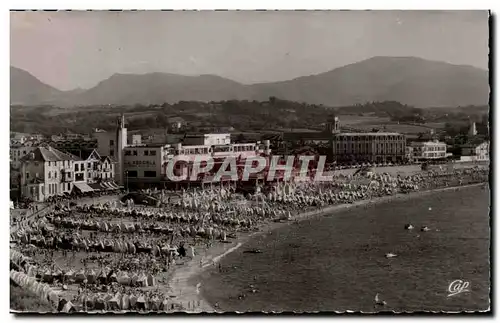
469;121;477;137
116;115;127;185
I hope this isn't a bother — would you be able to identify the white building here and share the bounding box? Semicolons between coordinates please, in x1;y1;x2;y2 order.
162;140;271;183
410;140;448;161
123;144;165;187
461;141;489;162
183;133;231;146
18;146;120;201
20;146;81;201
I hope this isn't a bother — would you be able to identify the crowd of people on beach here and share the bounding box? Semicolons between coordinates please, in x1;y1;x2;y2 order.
10;165;489;312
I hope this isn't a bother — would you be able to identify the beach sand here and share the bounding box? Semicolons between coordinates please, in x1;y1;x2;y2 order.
167;182;488;313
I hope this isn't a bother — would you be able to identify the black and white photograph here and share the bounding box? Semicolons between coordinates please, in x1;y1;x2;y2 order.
9;10;491;314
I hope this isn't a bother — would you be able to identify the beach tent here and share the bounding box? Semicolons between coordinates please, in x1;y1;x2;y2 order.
117;272;131;286
94;297;106;311
61;301;76;313
106;293;120;311
161;298;169;312
129;295;138;308
137;273;148;287
109;272;118;283
86;269;96;284
74;269;87;283
112;240;121;253
149;296;161;311
136;296;148;311
128;242;136;254
121;295;130;310
130;273;139;286
78;295;90;312
42;270;52;283
47;291;59;307
146;273;156;287
57;298;68;312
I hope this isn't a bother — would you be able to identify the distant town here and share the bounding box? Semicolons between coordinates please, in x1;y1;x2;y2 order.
10;100;489;203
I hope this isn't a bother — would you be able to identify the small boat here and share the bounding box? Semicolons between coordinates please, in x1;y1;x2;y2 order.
404;224;414;230
385;253;397;258
243;249;263;254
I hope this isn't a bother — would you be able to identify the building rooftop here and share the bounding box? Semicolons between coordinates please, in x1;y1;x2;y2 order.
125;144;166;148
336;132;403;136
100;155;117;163
461;138;488;148
20;146;82;163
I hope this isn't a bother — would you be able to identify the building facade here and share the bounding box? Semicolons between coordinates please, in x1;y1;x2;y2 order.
19;146;80;201
123;144;165;187
183;133;231;146
461;141;489;162
10;145;37;169
161;139;271;184
18;146;119;201
410;140;448;161
332;132;406;164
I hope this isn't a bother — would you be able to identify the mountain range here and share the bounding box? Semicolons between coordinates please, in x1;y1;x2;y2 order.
10;56;489;108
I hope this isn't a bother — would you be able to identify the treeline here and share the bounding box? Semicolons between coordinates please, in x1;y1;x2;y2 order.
10;99;489;138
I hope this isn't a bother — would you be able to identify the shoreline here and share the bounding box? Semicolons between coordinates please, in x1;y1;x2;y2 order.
168;182;487;313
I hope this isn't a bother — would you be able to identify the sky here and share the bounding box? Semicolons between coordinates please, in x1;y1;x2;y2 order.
10;10;489;91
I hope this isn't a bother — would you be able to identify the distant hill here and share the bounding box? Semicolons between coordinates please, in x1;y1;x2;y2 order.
10;56;490;108
250;56;489;108
74;73;252;106
10;66;63;106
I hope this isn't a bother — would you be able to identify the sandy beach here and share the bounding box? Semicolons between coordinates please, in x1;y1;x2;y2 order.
167;181;488;313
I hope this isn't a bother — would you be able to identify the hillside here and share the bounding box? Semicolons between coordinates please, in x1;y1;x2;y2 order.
10;67;63;106
250;56;489;108
10;57;490;108
74;73;253;106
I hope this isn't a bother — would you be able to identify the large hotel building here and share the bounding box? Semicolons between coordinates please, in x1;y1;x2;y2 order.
332;132;406;164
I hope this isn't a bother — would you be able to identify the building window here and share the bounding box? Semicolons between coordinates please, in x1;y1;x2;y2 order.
110;140;114;146
150;150;156;156
144;150;149;156
144;171;157;177
110;150;114;156
75;164;79;172
133;150;138;156
48;172;51;179
55;171;57;179
127;170;138;177
125;150;131;156
67;183;71;190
